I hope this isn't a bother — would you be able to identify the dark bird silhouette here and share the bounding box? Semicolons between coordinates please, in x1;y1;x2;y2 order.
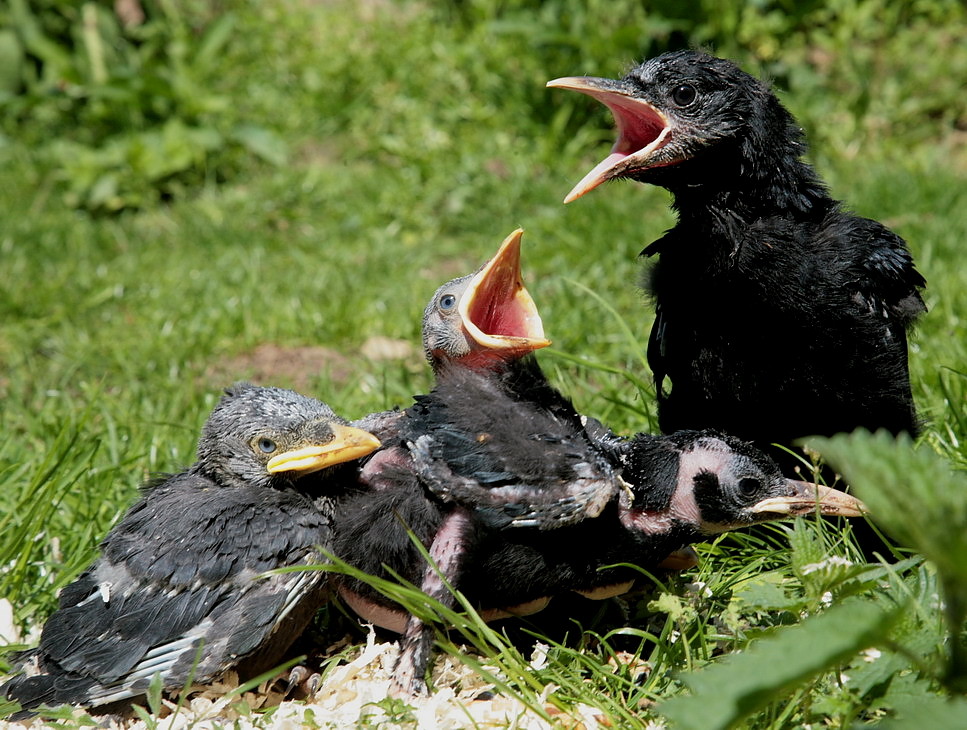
547;50;925;447
2;384;380;719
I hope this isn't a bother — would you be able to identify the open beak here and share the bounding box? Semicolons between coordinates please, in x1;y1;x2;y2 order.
459;228;552;356
547;76;672;203
267;424;381;474
750;480;868;518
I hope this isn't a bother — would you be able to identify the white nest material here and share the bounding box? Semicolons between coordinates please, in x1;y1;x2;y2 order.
1;628;606;729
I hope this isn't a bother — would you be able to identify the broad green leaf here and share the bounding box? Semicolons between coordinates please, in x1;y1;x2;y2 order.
879;683;967;729
731;573;801;612
810;431;967;689
658;600;902;730
808;431;967;589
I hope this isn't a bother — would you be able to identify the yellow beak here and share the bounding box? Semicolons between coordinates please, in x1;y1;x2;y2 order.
459;228;552;354
266;424;381;474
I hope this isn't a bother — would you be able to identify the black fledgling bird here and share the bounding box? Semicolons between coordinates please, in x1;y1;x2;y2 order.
447;428;865;609
335;419;865;692
2;383;380;719
416;228;625;523
338;231;626;695
548;50;925;445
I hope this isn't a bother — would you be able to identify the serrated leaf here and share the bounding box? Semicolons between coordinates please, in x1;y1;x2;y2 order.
658;600;902;730
732;574;801;612
648;592;696;623
809;431;967;689
879;681;967;729
807;431;967;588
844;647;911;699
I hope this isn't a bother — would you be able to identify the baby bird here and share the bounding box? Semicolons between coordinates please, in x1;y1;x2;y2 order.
2;383;379;719
548;50;925;445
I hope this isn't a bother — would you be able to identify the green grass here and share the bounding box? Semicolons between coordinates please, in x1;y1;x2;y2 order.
1;0;966;726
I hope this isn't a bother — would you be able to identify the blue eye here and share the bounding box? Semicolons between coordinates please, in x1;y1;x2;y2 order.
439;294;457;310
257;438;277;454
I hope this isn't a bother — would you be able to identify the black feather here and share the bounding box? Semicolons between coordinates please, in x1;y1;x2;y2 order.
555;50;925;445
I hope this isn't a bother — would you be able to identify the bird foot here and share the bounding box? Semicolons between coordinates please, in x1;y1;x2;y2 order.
284;664;322;699
389;647;430;699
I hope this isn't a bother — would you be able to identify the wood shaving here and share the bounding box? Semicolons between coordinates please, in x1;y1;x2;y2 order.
1;629;605;729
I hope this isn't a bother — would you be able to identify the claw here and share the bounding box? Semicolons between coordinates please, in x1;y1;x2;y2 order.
284;664;322;699
304;672;322;698
286;665;310;695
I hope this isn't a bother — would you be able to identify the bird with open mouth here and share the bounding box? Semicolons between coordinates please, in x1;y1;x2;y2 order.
336;229;627;696
332;229;866;696
547;50;925;449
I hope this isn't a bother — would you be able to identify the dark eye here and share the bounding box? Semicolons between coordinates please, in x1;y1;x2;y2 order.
671;83;697;107
257;438;277;454
439;293;457;311
738;477;761;498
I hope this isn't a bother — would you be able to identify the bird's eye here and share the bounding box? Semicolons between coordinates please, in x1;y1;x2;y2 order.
737;477;761;498
671;83;697;107
257;438;277;454
439;294;458;311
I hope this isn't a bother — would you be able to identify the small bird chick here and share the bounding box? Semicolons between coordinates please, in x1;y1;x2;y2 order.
337;231;627;696
2;383;379;719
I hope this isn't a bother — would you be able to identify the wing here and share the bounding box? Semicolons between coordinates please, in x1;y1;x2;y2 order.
404;369;621;528
854;219;926;324
22;474;331;708
408;435;614;529
647;301;669;402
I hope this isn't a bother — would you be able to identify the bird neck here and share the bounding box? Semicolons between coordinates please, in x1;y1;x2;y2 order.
660;91;833;229
669;152;831;223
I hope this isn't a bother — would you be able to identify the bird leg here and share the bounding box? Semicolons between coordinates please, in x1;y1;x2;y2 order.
390;507;472;697
283;664;322;699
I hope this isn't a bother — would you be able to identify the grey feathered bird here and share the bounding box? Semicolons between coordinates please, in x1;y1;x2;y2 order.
2;383;380;719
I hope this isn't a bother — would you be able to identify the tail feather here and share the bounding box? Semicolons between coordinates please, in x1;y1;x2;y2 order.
3;666;99;720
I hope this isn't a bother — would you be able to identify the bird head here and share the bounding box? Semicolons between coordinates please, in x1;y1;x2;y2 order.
618;431;865;538
547;50;799;202
197;383;380;490
422;228;551;373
